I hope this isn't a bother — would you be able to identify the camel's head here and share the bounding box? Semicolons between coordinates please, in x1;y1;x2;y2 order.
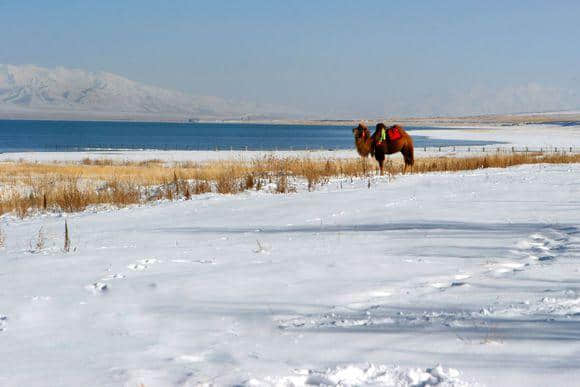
352;123;371;141
376;123;387;131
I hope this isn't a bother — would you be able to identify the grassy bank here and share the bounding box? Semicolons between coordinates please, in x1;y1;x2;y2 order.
1;153;579;218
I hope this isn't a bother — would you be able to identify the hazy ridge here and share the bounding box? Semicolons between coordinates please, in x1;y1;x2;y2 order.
0;64;299;121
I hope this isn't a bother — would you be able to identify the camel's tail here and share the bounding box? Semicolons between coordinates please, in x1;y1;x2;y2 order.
403;142;414;167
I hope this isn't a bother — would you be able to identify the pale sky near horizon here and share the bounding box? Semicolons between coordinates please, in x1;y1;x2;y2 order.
1;1;580;118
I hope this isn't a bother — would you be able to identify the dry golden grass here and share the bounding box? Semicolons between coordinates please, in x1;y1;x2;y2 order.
409;152;580;174
0;152;578;218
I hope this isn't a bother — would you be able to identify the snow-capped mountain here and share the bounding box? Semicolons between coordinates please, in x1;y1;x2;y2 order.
0;64;296;121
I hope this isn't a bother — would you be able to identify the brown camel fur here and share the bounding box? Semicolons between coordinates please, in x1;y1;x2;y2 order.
352;122;414;175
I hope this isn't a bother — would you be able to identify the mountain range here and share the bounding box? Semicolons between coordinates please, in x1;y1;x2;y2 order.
0;64;300;121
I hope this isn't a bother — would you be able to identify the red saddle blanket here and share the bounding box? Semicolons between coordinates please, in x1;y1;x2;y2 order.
387;126;402;141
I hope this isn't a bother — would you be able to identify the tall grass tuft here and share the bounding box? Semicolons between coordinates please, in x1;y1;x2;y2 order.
64;220;70;253
30;226;45;253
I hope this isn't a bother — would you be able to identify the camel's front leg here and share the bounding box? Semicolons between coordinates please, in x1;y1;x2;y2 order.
375;152;385;176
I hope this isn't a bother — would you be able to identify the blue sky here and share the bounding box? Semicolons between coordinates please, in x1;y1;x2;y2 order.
1;1;579;117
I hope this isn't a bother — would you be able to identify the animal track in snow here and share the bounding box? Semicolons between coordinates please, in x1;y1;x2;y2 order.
127;264;148;271
245;363;468;387
429;281;470;290
86;282;109;294
518;229;570;262
101;273;126;281
138;258;161;265
536;294;580;316
486;261;527;275
171;258;215;264
277;307;479;331
425;273;472;291
487;227;574;276
127;258;161;271
485;290;580;319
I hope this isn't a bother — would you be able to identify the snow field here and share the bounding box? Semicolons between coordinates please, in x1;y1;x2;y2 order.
1;162;579;385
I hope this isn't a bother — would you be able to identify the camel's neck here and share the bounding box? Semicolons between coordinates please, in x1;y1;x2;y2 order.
355;137;373;157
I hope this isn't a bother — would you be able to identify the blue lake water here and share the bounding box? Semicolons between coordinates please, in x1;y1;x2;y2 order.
0;120;500;152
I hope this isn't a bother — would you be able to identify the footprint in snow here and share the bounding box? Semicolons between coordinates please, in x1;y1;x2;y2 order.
86;282;109;294
428;273;472;290
430;282;450;289
516;228;571;265
127;258;161;271
487;228;573;277
486;261;527;275
127;264;148;271
101;273;126;281
138;258;161;265
430;282;469;290
171;258;215;264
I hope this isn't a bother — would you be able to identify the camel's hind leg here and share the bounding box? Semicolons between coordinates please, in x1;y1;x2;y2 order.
401;143;414;174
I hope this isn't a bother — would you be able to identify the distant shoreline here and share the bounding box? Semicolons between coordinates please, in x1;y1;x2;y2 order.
1;110;579;127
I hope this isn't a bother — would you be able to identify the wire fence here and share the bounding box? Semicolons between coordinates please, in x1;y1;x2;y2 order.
418;145;580;154
41;144;345;152
37;143;580;154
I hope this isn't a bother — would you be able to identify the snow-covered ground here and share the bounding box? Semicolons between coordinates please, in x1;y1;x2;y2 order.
1;162;580;386
414;124;580;149
0;149;359;164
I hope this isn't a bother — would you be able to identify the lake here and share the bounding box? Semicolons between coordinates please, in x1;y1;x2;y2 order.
0;120;499;152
